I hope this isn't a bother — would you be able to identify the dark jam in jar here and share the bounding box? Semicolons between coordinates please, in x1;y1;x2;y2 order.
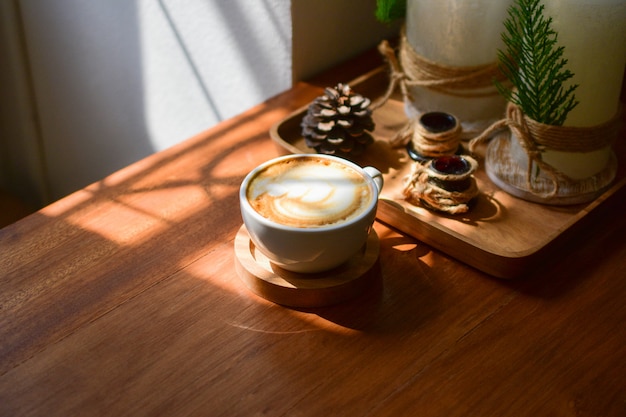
429;156;472;192
407;112;461;162
431;155;471;175
419;112;457;133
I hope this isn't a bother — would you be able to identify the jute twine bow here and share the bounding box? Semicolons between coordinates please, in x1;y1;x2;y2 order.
372;29;508;155
468;102;621;198
403;156;479;215
372;29;507;112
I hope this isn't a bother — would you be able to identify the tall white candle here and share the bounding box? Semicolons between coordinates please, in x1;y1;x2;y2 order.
405;0;513;135
540;0;626;179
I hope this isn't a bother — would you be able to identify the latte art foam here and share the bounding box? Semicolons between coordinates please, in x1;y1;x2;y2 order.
247;158;372;228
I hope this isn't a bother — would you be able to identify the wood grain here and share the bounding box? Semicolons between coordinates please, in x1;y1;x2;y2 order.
1;47;625;417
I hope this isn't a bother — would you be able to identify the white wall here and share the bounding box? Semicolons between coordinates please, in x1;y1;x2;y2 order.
0;0;399;206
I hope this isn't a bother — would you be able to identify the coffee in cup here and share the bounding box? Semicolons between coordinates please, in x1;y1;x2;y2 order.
240;154;383;273
246;156;372;228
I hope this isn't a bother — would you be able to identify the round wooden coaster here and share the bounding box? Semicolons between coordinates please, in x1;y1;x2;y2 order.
234;224;380;308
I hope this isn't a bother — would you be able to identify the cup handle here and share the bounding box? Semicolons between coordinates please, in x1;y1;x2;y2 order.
363;166;384;195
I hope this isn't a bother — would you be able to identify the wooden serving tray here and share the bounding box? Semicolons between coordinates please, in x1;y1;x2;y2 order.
270;67;626;278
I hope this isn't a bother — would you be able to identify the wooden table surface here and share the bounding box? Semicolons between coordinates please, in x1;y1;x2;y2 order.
2;49;626;417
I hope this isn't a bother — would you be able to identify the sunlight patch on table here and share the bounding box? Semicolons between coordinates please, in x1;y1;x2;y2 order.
65;185;209;246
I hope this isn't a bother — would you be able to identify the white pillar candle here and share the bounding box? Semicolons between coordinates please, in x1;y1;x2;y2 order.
540;0;626;179
405;0;513;135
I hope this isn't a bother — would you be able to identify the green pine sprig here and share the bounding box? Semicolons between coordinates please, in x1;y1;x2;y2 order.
375;0;406;24
496;0;579;126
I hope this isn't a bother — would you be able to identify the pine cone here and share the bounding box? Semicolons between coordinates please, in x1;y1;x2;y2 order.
301;84;375;156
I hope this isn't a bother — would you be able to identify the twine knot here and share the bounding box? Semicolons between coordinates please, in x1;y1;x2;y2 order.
468;102;622;198
373;28;507;112
403;156;479;214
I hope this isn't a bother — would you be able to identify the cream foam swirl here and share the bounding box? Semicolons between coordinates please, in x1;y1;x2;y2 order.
247;159;371;228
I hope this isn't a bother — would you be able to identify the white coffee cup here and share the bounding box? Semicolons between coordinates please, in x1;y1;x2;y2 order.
239;154;383;273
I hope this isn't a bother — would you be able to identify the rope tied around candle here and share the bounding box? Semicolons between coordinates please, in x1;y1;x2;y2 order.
403;156;479;215
372;30;509;153
373;29;507;112
468;102;622;198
